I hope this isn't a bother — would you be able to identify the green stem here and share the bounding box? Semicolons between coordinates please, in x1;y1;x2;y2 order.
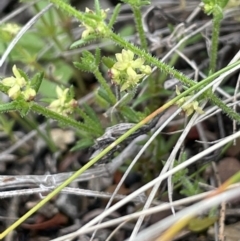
132;6;148;51
94;0;101;15
209;93;240;122
0;102;17;112
94;69;117;104
209;15;221;74
159;43;186;84
30;103;98;134
49;0;95;27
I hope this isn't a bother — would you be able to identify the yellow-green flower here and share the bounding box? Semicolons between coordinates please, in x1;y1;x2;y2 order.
22;87;36;101
176;86;204;116
48;86;77;115
120;68;144;91
1;23;21;35
2;65;37;101
203;3;214;14
82;25;94;38
110;49;152;91
2;65;26;99
140;65;152;75
81;8;109;38
113;49;144;72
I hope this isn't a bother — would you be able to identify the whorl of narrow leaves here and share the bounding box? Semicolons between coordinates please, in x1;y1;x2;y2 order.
74;51;97;73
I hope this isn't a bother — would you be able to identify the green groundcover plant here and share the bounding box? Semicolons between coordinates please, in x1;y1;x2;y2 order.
0;0;240;239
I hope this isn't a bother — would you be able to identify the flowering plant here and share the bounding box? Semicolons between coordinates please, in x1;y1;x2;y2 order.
110;49;151;91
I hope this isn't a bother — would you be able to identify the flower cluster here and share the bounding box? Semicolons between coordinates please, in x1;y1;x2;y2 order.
81;8;109;38
2;65;36;101
175;86;204;116
110;49;151;91
1;23;21;35
48;86;77;116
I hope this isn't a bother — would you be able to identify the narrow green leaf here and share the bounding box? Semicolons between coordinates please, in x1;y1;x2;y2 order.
118;90;136;107
102;56;115;68
120;106;141;122
30;72;44;93
70;35;98;49
83;104;101;126
71;139;94;151
95;90;109;107
75;107;102;135
108;4;121;29
17;68;29;82
97;87;112;104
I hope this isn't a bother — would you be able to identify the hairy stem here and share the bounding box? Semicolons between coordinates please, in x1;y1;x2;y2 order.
132;6;148;51
209;15;221;73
